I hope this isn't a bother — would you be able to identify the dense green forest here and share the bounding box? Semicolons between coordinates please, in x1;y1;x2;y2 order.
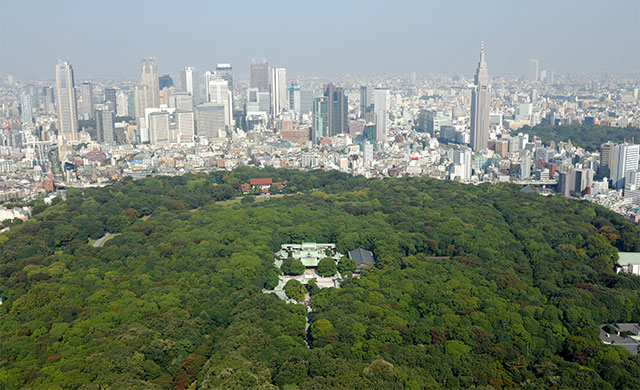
513;124;640;151
1;167;639;389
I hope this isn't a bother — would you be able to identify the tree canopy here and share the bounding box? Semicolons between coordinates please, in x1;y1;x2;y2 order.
0;168;639;389
514;124;640;152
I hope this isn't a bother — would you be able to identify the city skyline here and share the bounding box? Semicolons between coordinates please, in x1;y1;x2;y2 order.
1;1;638;79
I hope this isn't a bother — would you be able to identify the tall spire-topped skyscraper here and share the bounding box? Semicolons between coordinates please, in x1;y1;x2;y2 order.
470;41;490;152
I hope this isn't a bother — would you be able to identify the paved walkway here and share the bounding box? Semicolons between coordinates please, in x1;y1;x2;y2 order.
92;232;111;248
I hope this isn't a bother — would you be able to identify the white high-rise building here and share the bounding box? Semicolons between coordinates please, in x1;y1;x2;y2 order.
471;42;490;151
116;90;129;117
148;111;170;144
182;67;200;104
55;60;79;143
270;67;287;117
141;56;159;108
612;143;640;190
373;88;390;142
176;111;195;142
453;147;472;181
208;77;232;126
79;82;94;120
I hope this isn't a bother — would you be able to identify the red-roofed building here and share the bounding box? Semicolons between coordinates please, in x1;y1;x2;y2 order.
243;178;286;194
250;178;273;186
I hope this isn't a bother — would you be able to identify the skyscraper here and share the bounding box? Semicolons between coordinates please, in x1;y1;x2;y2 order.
79;82;94;120
470;42;490;152
373;88;390;141
323;83;348;136
599;142;616;179
289;81;301;114
95;108;116;144
55;60;79;143
270;67;287;117
216;63;233;90
250;60;269;92
360;86;373;118
312;96;328;144
159;75;173;90
208;77;232;125
21;93;33;124
104;88;117;112
141;56;160;108
528;59;539;82
42;86;55;114
182;67;200;104
612;143;640;190
196;103;226;139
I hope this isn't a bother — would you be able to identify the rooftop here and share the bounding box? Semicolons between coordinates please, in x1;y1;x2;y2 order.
618;252;640;266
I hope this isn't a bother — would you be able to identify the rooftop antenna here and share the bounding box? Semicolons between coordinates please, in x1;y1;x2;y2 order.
481;40;485;53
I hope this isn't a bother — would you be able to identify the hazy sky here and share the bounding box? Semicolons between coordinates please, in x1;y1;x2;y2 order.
1;0;638;80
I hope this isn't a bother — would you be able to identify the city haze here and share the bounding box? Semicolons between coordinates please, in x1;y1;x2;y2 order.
1;0;638;79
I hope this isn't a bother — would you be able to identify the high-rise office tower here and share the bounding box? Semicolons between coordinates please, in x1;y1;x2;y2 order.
176;111;195;142
141;56;160;108
133;84;149;119
216;63;233;90
148;111;170;145
195;103;226;139
159;75;173;90
300;90;313;117
116;90;129;117
104;88;117;112
95;108;116;144
42;86;55;114
360;86;373;118
270;67;287;117
208;77;232;125
323;83;348;136
21;93;33;124
289;81;301;114
599;142;616;179
182;67;200;104
55;60;79;143
312;96;328;144
79;82;94;120
528;59;539;82
250;60;269;92
612;143;640;190
173;92;194;111
373;88;390;141
470;42;490;152
203;71;215;102
520;151;531;179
